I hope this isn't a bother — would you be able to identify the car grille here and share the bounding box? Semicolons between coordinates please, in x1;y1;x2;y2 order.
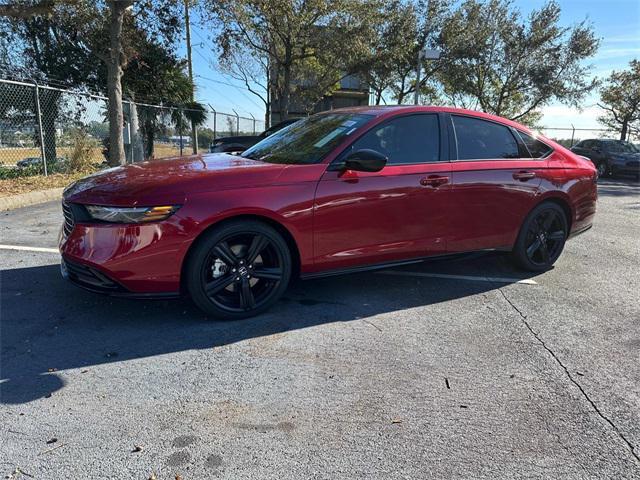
62;201;75;237
62;257;125;292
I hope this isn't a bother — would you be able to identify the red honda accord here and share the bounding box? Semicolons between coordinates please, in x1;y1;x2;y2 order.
60;106;597;319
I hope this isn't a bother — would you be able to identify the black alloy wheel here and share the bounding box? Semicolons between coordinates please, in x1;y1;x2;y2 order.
186;220;292;319
512;202;568;272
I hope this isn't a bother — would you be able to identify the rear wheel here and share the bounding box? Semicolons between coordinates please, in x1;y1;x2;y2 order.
186;220;292;320
512;202;568;272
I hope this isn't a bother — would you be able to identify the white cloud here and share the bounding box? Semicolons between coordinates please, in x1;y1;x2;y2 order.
539;104;605;129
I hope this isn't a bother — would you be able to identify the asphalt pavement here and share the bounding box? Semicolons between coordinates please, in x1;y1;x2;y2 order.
0;178;639;479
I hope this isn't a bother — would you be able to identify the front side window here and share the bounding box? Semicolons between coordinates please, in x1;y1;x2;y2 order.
242;113;373;165
517;131;553;158
452;115;519;160
342;114;441;165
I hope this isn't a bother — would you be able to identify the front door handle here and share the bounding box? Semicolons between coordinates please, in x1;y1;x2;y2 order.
420;175;449;187
513;171;536;181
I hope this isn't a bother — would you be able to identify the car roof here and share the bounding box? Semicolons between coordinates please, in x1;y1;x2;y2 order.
327;105;537;135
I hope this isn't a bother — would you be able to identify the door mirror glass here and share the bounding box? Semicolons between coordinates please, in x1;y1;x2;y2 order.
343;149;388;172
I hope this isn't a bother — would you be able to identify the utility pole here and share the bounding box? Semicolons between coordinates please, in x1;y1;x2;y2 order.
414;51;422;106
184;0;198;154
414;48;441;105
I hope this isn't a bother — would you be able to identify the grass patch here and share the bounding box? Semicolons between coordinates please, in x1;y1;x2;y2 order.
0;171;95;198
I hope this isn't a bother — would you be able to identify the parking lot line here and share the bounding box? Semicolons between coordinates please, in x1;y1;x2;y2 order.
0;244;59;254
377;270;538;285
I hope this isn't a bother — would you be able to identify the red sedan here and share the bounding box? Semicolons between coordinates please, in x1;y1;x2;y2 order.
60;106;597;319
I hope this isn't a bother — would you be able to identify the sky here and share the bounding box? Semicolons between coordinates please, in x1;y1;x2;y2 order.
185;0;640;137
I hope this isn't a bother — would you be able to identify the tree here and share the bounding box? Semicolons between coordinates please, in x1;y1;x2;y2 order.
1;1;101;163
2;0;184;165
202;0;381;121
0;1;54;18
437;0;599;124
217;45;271;126
598;60;640;141
120;36;201;159
106;0;133;166
383;0;448;105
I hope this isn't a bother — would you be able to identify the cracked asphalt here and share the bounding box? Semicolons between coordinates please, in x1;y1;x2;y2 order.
1;178;639;479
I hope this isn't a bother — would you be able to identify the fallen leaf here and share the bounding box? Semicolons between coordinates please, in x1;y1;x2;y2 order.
132;445;143;453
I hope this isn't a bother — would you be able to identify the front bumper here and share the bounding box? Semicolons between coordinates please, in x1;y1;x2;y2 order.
60;256;181;298
59;209;192;295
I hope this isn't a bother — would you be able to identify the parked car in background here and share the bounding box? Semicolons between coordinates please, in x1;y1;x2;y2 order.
16;157;43;168
60;106;597;319
571;139;640;179
16;156;67;169
209;118;301;153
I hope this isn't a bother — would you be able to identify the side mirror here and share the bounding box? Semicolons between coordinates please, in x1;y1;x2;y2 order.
342;149;388;172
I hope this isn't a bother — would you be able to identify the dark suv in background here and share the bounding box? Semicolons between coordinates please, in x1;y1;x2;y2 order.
209;118;300;153
571;139;640;179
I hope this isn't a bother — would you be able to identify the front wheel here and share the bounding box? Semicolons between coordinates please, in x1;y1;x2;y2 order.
512;202;568;272
185;220;292;320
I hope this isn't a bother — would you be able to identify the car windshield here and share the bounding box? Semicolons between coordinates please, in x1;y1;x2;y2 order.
604;141;639;153
242;113;373;165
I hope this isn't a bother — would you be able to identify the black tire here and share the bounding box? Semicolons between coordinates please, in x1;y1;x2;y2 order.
185;220;292;320
512;202;568;272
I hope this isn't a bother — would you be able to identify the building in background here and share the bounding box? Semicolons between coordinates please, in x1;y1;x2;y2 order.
270;74;369;124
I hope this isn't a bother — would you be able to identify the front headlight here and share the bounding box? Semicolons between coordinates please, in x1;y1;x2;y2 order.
85;205;180;223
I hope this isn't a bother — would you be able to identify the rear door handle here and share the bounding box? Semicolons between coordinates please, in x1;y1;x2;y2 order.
513;171;536;181
420;175;449;187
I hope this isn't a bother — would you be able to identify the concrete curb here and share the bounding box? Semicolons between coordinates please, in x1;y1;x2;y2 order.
0;187;64;212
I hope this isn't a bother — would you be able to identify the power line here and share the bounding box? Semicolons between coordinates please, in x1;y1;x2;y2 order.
195;70;265;112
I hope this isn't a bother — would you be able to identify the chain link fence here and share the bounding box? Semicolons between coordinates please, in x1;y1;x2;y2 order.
536;126;614;149
3;77;629;183
0;78;265;178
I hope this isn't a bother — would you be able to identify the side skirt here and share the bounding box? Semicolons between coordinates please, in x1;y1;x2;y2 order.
300;249;508;280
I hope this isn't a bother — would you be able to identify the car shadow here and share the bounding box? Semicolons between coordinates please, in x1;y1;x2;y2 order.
1;252;538;404
597;177;639;197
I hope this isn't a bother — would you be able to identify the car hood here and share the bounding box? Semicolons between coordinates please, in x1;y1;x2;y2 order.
63;153;287;206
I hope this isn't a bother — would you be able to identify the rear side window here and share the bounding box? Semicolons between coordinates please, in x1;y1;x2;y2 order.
452;115;519;160
345;114;440;164
517;131;553;158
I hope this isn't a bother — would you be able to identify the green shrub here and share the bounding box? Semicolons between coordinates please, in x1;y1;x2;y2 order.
68;129;100;172
0;165;43;179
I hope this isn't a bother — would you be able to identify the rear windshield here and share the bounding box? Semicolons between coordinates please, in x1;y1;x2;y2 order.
242;113;373;165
